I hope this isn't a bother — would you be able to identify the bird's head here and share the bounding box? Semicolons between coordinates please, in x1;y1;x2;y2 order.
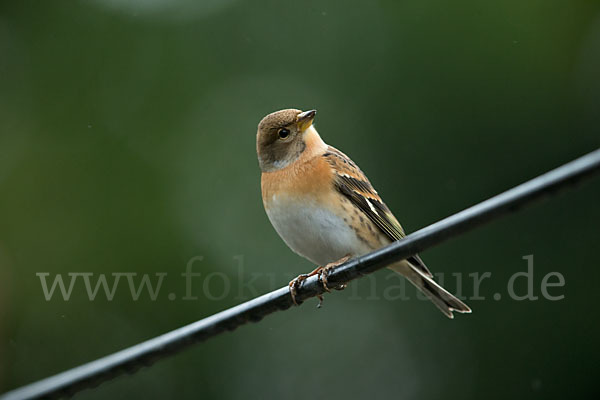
256;108;319;172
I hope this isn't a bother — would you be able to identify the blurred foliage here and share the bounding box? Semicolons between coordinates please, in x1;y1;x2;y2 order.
0;0;599;399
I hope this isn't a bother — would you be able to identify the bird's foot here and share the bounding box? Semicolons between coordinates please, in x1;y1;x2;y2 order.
318;254;352;293
288;274;308;306
288;256;351;307
288;265;323;306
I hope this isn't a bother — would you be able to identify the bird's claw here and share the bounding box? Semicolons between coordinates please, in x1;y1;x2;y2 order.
318;255;351;292
288;255;352;307
316;294;324;308
288;274;309;305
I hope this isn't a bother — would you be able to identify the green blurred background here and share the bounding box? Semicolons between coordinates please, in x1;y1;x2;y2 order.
1;0;599;398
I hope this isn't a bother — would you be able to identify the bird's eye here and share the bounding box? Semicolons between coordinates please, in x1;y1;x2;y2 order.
278;128;290;139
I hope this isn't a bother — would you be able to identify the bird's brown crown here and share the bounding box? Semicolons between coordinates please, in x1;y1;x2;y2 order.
256;108;317;172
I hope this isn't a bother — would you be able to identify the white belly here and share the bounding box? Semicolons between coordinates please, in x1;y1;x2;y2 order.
265;195;372;266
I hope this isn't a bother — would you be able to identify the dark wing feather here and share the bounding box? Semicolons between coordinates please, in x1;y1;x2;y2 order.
324;146;432;278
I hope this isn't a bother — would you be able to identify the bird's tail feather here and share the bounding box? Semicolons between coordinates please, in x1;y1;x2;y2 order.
389;261;471;319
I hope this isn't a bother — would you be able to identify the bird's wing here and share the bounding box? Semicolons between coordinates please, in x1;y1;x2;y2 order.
323;146;432;278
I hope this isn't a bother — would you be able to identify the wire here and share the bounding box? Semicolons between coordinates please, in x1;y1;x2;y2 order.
2;148;600;400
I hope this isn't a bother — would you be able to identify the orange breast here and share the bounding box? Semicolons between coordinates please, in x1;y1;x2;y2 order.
261;155;334;207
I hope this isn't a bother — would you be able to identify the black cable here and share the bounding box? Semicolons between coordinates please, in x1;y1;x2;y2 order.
2;148;600;400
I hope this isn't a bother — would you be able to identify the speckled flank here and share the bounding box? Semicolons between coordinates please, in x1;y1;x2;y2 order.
323;145;406;241
345;206;388;249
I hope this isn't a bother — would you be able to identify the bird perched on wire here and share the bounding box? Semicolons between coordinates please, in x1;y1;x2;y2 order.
256;108;471;318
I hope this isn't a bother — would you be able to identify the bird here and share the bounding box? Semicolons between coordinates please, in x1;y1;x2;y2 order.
256;108;471;318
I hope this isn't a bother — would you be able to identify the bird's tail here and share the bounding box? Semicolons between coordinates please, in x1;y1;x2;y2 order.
388;260;471;319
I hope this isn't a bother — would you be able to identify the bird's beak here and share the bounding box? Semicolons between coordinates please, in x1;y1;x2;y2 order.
296;109;317;131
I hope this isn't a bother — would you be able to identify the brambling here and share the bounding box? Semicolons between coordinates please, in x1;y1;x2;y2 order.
256;108;471;318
